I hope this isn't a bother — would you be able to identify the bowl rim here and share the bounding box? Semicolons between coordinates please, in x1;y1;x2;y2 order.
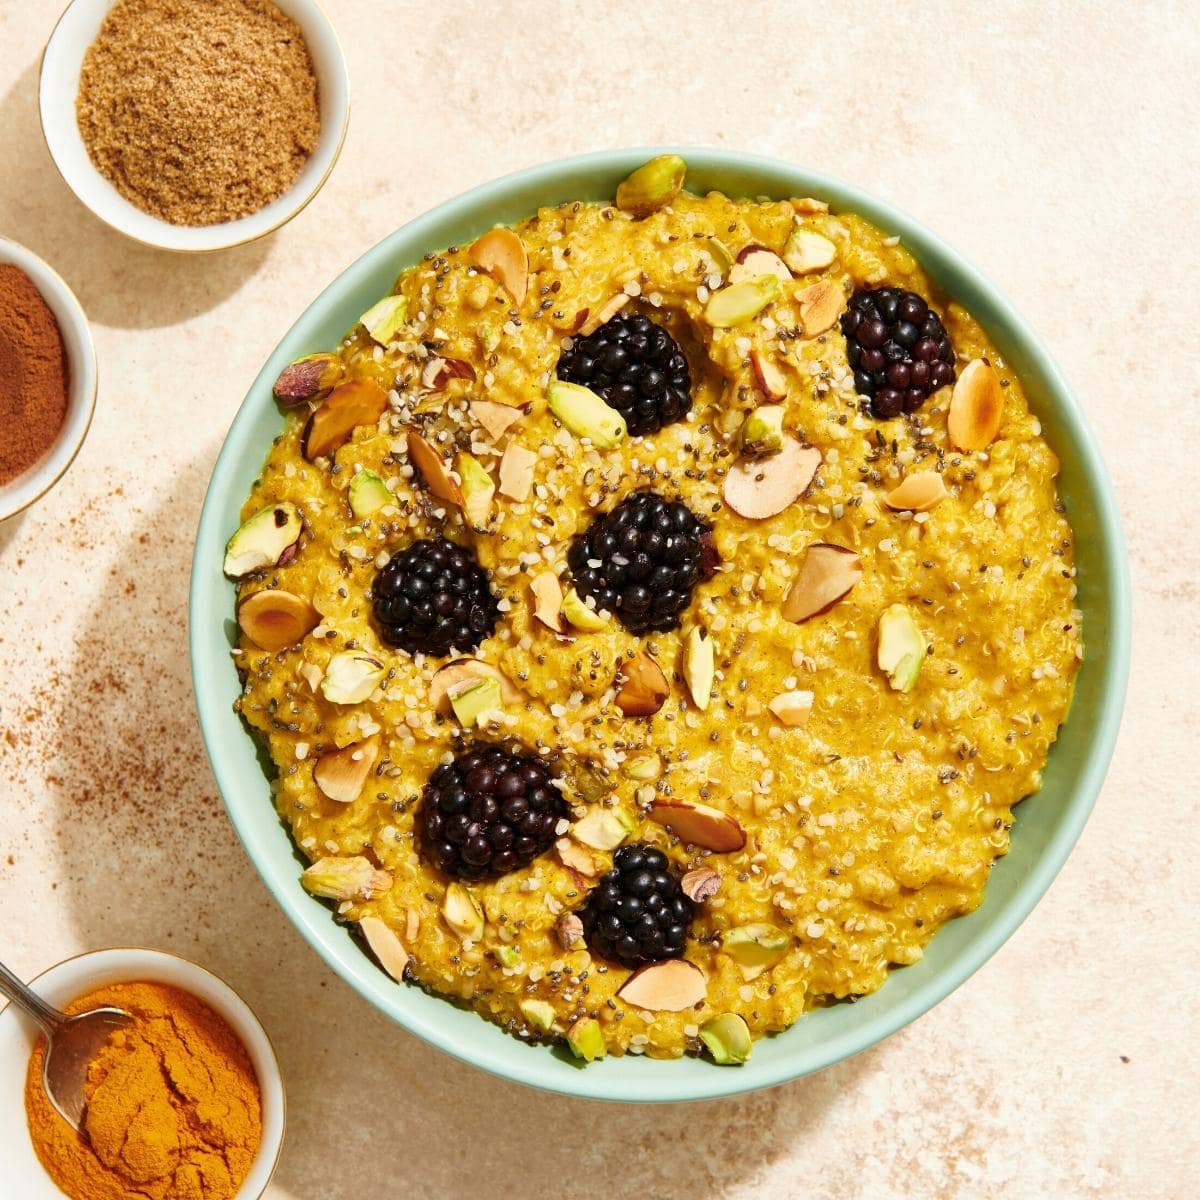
0;946;285;1199
0;235;98;522
37;0;351;254
189;146;1132;1102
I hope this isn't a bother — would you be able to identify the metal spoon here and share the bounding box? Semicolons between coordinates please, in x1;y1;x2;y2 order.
0;958;132;1130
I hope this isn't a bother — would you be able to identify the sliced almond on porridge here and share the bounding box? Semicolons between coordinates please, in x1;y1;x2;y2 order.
728;244;793;284
429;659;520;714
530;570;566;634
498;441;537;501
682;866;721;903
442;882;485;941
456;452;495;528
791;197;830;215
618;959;707;1012
301;856;392;902
468;227;528;306
313;735;380;803
767;690;814;728
884;470;948;512
578;293;631;337
237;589;320;651
298;661;324;693
948;358;1004;451
303;379;389;461
783;226;837;274
648;798;746;852
358;916;409;982
797;279;844;337
556;838;598;878
406;430;465;507
422;356;476;391
749;350;788;401
549;307;589;333
615;650;670;716
722;437;821;519
470;399;524;441
782;543;863;623
683;626;715;711
273;351;342;406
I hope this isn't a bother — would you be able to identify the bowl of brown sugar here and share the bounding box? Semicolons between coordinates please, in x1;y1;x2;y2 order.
0;237;97;522
39;0;350;252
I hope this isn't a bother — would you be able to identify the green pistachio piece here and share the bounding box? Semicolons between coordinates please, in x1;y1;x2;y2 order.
571;807;634;852
547;380;626;448
706;237;735;278
359;295;408;344
724;923;790;981
739;405;786;459
700;1014;753;1065
783;226;838;274
494;944;522;968
615;154;687;218
562;588;610;632
520;998;556;1033
273;352;342;406
622;754;662;782
320;652;386;705
301;856;392;902
877;603;926;692
456;452;495;529
448;677;503;728
223;503;302;578
348;470;391;519
703;275;782;328
566;1016;606;1062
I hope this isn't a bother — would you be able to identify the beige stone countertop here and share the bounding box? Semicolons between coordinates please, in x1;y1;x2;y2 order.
1;3;1197;1197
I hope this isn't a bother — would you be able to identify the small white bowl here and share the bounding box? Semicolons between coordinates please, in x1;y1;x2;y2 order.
0;237;97;522
0;948;285;1199
38;0;350;252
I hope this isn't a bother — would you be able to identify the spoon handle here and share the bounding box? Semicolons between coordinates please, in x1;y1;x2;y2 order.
0;959;65;1036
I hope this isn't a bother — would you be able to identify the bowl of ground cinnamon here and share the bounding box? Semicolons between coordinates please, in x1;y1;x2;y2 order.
0;237;98;522
0;948;285;1200
39;0;349;252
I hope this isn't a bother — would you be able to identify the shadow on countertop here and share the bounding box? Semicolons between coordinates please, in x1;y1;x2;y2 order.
28;452;880;1200
0;61;269;329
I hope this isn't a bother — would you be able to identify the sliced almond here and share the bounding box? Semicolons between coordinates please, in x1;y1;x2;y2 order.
722;437;821;520
406;430;464;507
556;837;598;878
498;441;537;501
749;349;787;400
298;661;324;693
791;197;830;215
471;399;524;441
237;589;320;651
313;736;380;803
682;866;721;903
618;959;708;1012
683;626;715;711
648;798;746;853
303;379;389;461
768;690;814;728
948;358;1003;451
429;660;520;714
782;543;863;623
549;307;589;333
578;293;631;337
884;470;948;512
405;908;421;942
359;916;409;982
728;244;793;285
530;570;565;634
615;651;670;717
421;356;476;391
468;227;528;306
797;279;844;337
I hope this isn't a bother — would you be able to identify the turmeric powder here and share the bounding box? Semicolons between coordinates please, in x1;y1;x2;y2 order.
25;980;263;1200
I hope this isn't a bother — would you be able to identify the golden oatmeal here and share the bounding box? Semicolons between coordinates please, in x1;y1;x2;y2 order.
224;156;1081;1064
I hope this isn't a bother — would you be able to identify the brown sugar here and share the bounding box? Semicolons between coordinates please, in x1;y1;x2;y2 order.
76;0;321;227
0;264;69;485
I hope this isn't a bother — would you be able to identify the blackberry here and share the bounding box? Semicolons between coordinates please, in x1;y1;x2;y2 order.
372;537;498;657
568;491;715;635
419;743;564;879
555;312;692;436
840;287;957;419
579;844;694;968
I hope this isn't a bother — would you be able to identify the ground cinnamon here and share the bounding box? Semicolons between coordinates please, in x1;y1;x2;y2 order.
76;0;321;227
25;980;263;1200
0;264;69;485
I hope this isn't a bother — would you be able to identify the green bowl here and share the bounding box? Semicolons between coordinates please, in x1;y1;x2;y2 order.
189;149;1130;1102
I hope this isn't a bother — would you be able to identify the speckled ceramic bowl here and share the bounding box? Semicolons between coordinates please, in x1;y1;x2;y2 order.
189;149;1130;1102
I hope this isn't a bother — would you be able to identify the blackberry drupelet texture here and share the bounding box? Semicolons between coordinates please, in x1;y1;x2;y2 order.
568;490;716;635
555;311;693;436
419;744;565;880
579;844;694;968
372;537;498;657
840;287;956;419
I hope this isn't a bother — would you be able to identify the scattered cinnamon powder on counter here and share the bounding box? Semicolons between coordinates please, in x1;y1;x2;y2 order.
76;0;321;227
0;264;69;485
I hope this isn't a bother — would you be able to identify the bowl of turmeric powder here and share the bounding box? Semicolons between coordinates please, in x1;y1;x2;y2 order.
0;237;97;522
0;948;284;1200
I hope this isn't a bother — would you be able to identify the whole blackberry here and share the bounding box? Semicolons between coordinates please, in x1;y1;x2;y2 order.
840;287;957;419
568;491;716;635
579;844;694;968
372;537;498;657
555;312;692;436
419;744;564;879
